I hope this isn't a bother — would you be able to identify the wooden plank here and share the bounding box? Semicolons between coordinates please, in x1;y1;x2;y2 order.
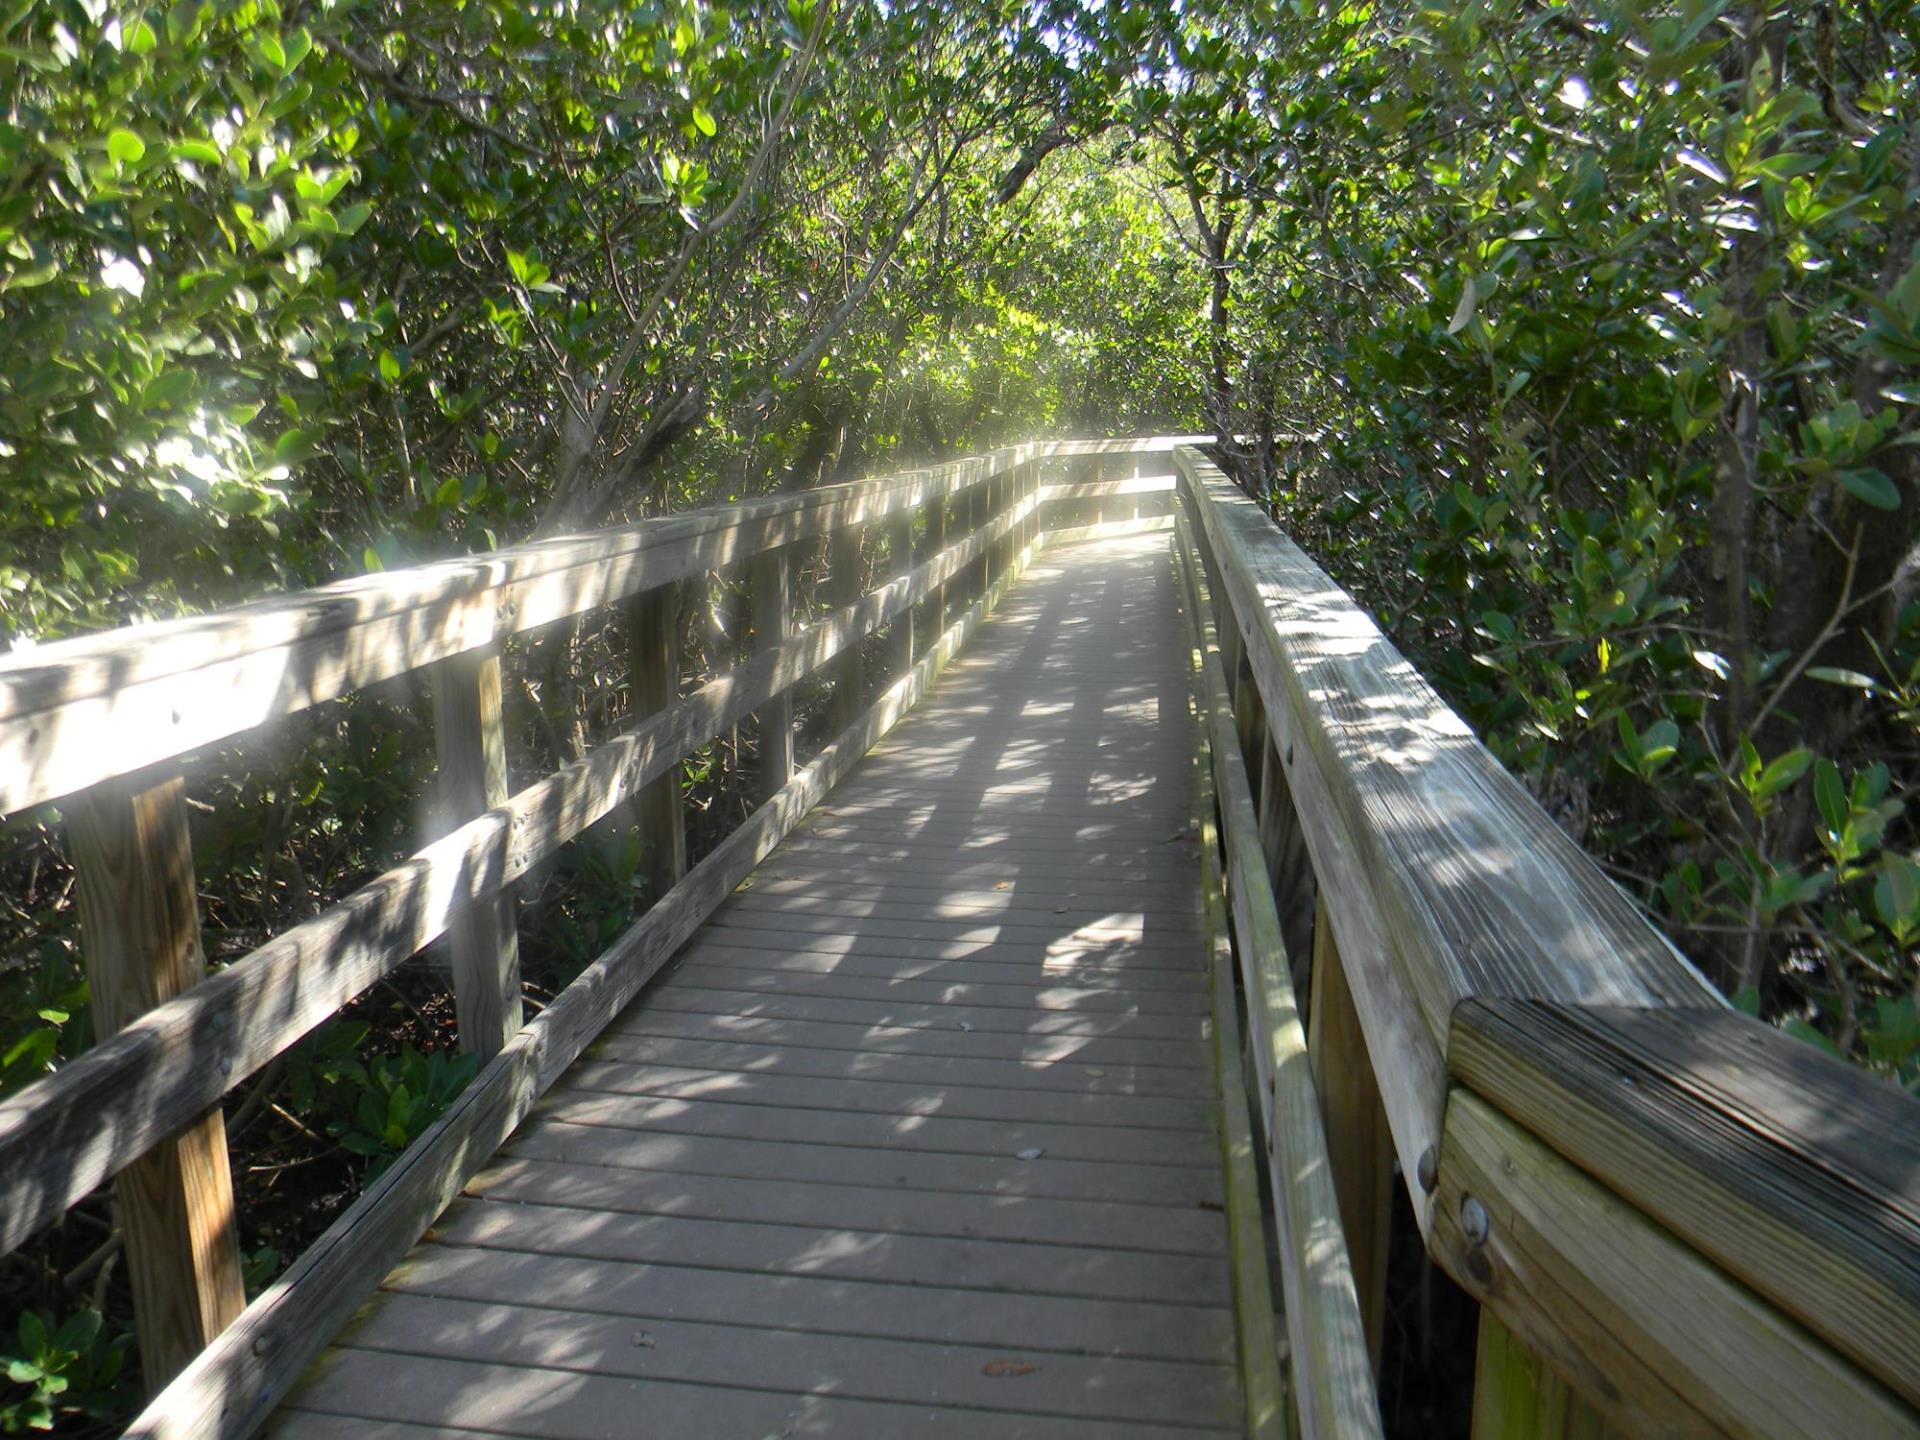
1471;1309;1608;1440
1308;896;1394;1377
669;923;1205;973
0;494;1037;1260
328;1291;1239;1429
883;500;914;678
65;769;246;1391
658;961;1211;1016
1041;475;1178;501
123;492;1049;1440
1450;998;1920;1409
425;1192;1226;1304
607;1007;1208;1069
679;939;1209;991
287;1346;1227;1440
468;1154;1226;1253
1429;1089;1919;1440
642;984;1206;1041
825;519;866;733
1194;643;1288;1440
429;647;521;1059
383;1243;1235;1364
1176;486;1448;1233
546;1056;1212;1131
1174;510;1385;1440
625;582;686;902
748;544;794;798
2;456;1022;816
532;1087;1218;1169
584;1030;1220;1098
919;467;950;642
507;1115;1222;1209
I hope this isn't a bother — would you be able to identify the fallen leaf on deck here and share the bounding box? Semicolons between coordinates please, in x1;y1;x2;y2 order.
983;1360;1041;1378
1015;1146;1045;1160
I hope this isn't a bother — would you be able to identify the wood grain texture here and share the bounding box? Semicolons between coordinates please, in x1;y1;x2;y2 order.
65;770;245;1391
1471;1310;1607;1440
1308;897;1393;1379
429;647;522;1059
128;519;1051;1440
1173;447;1720;1041
1450;998;1920;1409
824;520;866;733
882;502;914;679
1175;517;1385;1440
1174;488;1447;1225
1430;1089;1918;1440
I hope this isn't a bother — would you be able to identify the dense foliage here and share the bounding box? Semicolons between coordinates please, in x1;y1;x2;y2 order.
1;0;1916;1431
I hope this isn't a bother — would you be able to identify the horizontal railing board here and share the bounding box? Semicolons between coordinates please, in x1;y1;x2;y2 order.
1451;998;1920;1410
1173;447;1719;1041
0;493;1037;1259
1040;476;1177;500
123;512;1045;1440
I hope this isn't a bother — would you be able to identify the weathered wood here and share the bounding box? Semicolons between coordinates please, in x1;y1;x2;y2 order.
430;647;522;1059
1471;1310;1607;1440
918;470;949;642
1308;897;1393;1378
124;497;1048;1440
1174;448;1719;1040
0;493;1036;1261
1258;746;1317;989
65;769;245;1391
825;521;866;733
1450;998;1920;1410
1429;1089;1918;1440
882;502;914;678
625;584;686;902
748;546;794;799
0;458;1034;817
1041;475;1177;501
1174;514;1385;1440
1193;639;1288;1440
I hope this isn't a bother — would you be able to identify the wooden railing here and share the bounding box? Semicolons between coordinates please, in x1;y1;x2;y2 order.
0;437;1212;1439
9;431;1905;1440
1171;445;1920;1440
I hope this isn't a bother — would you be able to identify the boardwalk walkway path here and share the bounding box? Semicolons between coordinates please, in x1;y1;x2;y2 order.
275;533;1243;1439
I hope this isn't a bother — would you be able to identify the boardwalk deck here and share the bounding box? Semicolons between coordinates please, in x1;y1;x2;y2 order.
273;533;1246;1439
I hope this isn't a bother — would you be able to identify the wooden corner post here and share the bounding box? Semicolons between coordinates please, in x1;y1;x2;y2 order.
431;646;523;1059
626;584;688;900
750;546;796;797
66;767;246;1392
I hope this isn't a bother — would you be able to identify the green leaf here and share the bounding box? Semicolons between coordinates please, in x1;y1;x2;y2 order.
1813;758;1848;837
1447;276;1476;335
1874;854;1920;942
1752;747;1812;802
107;128;146;165
692;104;717;138
1839;467;1901;510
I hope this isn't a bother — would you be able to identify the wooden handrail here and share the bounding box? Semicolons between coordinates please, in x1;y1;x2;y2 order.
1171;444;1920;1438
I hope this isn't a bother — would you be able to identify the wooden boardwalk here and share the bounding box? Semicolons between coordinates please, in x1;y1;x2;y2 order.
275;533;1244;1439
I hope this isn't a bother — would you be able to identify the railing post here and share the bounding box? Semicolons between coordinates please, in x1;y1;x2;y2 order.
883;490;914;679
1471;1309;1605;1440
431;646;523;1059
918;465;949;644
66;767;245;1392
626;584;687;901
1307;894;1394;1379
825;520;866;733
750;544;795;797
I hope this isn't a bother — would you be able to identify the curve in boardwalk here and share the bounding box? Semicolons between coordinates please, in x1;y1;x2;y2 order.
274;533;1246;1439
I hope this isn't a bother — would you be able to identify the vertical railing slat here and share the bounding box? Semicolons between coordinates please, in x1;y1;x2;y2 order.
66;767;246;1392
750;546;795;798
431;647;522;1059
626;585;687;902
